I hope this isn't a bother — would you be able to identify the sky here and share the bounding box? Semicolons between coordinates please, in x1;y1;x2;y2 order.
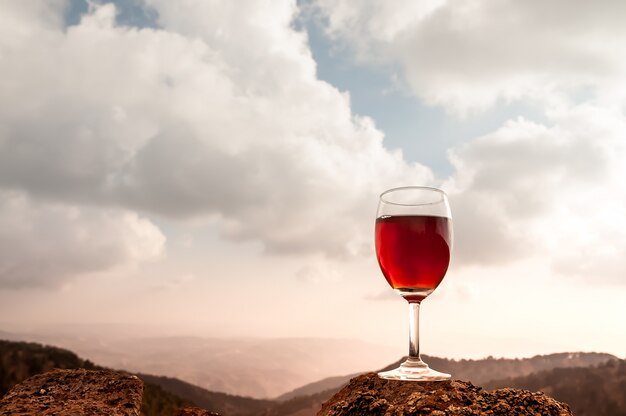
0;0;625;360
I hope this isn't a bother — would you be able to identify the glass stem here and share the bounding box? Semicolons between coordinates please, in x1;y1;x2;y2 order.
408;301;422;363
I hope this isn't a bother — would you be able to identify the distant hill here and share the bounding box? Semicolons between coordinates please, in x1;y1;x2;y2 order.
0;339;97;395
267;352;620;416
261;354;626;416
263;387;339;416
275;373;358;402
485;359;626;416
3;337;624;416
140;373;273;416
0;339;195;415
0;329;397;399
0;338;295;416
380;352;618;385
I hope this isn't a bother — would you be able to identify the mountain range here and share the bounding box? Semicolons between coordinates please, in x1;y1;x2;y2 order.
485;359;626;416
1;336;624;416
0;328;397;398
270;352;623;416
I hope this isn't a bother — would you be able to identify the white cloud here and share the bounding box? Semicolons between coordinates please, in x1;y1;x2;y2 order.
0;0;66;43
4;0;623;291
0;191;164;289
313;0;626;284
446;105;626;283
0;0;433;292
314;0;626;114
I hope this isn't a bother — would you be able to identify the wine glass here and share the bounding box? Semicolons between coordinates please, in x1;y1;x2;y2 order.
375;186;452;381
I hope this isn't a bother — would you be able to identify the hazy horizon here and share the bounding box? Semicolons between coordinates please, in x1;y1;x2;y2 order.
1;324;621;399
1;0;625;364
1;321;623;362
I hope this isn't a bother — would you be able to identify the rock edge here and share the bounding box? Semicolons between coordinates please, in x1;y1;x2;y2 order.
318;372;573;416
0;368;143;416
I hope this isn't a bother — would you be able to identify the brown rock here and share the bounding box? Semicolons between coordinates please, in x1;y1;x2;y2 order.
0;368;143;416
318;372;573;416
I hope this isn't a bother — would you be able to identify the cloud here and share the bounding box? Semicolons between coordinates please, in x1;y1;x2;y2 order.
4;0;624;290
0;0;433;270
0;191;165;289
448;115;605;264
445;105;626;283
313;0;626;114
312;0;626;284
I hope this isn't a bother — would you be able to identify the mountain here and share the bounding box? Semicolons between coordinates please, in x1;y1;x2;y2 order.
266;352;625;416
0;337;332;416
0;328;397;398
268;351;619;414
3;335;624;416
139;373;273;416
266;352;626;416
275;373;357;402
263;387;341;416
380;352;618;385
0;339;98;395
0;339;234;415
485;359;626;416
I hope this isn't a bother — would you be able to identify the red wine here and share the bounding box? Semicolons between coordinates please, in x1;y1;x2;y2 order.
375;215;451;295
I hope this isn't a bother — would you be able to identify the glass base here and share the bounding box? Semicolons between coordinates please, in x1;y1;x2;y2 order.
378;358;451;381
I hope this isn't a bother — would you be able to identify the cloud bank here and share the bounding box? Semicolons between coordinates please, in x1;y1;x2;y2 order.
314;0;626;113
314;0;626;283
2;0;625;290
0;0;431;287
0;191;164;288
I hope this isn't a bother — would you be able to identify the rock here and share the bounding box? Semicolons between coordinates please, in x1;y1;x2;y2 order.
318;372;573;416
0;368;143;416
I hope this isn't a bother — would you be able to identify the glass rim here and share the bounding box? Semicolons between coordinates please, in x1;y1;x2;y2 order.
379;186;448;207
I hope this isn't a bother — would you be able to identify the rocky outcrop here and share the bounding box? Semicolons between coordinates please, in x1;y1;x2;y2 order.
1;368;575;416
318;372;573;416
0;368;220;416
0;368;143;415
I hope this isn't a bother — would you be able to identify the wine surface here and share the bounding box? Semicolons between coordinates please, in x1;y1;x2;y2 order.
375;215;451;292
